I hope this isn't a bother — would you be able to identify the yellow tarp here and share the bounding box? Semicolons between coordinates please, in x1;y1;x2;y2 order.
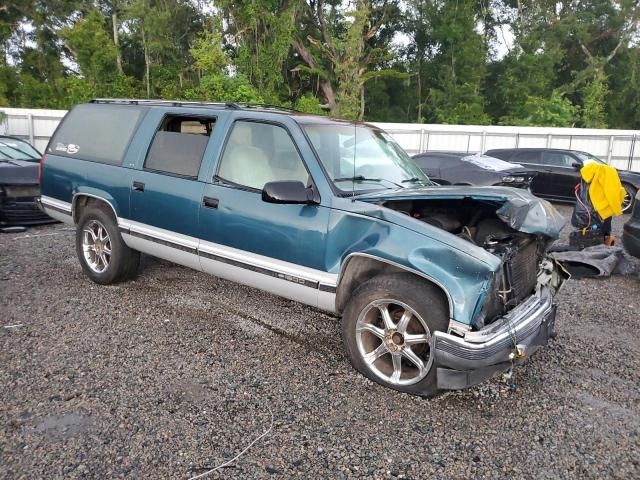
580;162;625;219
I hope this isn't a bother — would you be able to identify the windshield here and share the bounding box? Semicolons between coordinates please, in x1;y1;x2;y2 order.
0;137;41;162
303;124;431;193
576;152;606;165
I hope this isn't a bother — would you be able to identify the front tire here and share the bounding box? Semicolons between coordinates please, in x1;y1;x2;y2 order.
341;273;449;396
76;205;140;284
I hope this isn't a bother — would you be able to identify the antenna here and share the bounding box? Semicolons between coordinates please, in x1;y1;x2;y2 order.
351;123;357;202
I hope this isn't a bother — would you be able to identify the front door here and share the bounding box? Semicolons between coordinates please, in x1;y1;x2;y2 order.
198;120;332;306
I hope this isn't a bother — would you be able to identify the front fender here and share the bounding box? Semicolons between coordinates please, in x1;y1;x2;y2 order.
326;208;499;325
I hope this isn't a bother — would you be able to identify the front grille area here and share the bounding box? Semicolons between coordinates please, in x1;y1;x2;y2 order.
0;200;53;226
506;239;538;304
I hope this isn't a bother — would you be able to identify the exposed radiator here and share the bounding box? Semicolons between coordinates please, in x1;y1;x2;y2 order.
506;239;539;305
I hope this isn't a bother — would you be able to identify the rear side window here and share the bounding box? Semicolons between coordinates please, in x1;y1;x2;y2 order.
144;115;216;178
48;104;146;164
512;151;541;164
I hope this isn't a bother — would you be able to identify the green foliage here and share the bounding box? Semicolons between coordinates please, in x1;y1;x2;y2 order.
61;10;118;83
501;91;577;127
295;94;325;115
1;0;639;129
185;74;263;103
581;71;608;129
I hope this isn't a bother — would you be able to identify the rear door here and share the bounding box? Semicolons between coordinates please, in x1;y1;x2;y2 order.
541;151;581;200
126;110;217;270
509;150;555;197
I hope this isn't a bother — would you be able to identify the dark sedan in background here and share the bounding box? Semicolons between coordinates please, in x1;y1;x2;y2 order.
485;148;640;213
412;151;536;189
623;190;640;258
0;136;53;227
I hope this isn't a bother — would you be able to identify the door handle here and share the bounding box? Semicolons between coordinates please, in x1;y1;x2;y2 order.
202;196;219;209
132;181;145;192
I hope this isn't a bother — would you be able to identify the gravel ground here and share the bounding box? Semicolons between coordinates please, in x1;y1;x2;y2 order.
1;204;639;479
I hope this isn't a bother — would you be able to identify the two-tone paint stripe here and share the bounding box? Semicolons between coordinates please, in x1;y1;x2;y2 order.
39;195;339;294
39;196;72;216
119;219;338;294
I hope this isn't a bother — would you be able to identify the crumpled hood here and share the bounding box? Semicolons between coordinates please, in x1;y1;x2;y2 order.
356;185;567;239
0;159;39;186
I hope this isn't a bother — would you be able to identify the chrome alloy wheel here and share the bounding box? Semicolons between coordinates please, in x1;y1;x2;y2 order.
622;187;634;213
82;220;112;273
355;299;433;386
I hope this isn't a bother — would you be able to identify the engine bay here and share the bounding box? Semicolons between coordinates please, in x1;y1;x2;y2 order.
381;198;545;323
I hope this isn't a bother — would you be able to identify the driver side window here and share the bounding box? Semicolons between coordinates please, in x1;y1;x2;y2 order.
217;121;309;190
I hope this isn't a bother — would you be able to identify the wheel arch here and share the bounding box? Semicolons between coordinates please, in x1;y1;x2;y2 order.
335;253;453;319
72;193;119;224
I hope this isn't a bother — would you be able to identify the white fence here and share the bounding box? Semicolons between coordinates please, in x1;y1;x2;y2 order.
2;107;639;171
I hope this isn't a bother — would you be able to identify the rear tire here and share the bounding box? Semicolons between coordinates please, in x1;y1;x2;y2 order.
75;205;139;284
622;184;637;213
341;273;449;396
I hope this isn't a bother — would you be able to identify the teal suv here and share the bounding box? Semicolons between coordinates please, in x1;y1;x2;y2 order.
39;100;566;396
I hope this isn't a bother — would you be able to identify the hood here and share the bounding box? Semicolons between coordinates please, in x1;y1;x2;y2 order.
0;159;39;185
355;185;567;239
618;168;640;185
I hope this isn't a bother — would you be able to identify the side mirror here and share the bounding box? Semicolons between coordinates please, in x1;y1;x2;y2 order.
262;181;319;205
572;161;582;170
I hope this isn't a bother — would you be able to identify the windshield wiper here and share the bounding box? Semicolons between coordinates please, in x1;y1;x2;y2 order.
333;175;404;189
402;177;433;186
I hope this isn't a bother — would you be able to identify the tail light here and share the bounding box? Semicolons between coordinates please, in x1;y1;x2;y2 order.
38;154;44;184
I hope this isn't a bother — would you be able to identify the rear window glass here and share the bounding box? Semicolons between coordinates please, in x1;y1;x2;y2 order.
144;115;215;177
48;104;146;164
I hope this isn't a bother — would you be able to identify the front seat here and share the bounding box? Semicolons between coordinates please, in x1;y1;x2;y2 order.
219;145;273;190
270;149;309;185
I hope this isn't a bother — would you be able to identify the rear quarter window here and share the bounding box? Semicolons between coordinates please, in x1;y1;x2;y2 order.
47;104;147;165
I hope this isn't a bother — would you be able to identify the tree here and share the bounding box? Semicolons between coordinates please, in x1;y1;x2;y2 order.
185;21;262;103
291;0;404;119
426;0;490;124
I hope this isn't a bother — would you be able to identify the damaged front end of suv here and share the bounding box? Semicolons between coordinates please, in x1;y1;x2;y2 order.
353;186;567;390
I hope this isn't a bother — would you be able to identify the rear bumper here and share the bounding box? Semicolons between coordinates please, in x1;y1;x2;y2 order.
433;287;557;390
0;197;55;226
622;218;640;259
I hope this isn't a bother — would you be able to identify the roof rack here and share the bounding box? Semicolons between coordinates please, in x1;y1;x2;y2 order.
90;98;240;109
89;99;299;113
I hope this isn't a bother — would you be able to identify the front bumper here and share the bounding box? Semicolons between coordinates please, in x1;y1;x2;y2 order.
433;287;557;390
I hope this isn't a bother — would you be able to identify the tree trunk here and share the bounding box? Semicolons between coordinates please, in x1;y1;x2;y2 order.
358;84;365;120
292;38;337;113
416;57;422;122
320;80;337;113
112;12;123;75
142;29;150;97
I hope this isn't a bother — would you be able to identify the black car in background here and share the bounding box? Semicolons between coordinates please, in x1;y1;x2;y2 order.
485;148;640;213
623;190;640;258
412;151;536;189
0;136;53;227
